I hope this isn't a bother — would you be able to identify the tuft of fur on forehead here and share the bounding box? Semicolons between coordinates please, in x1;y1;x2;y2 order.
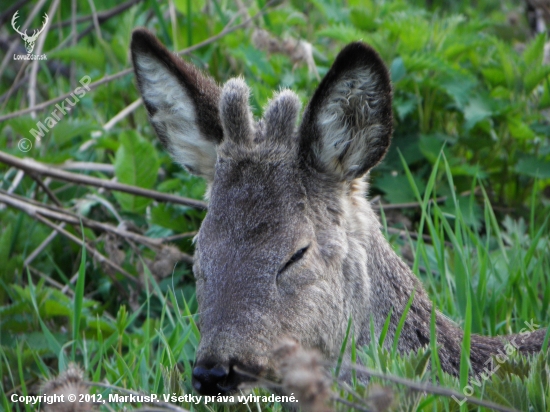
263;89;301;146
219;78;255;146
218;87;302;163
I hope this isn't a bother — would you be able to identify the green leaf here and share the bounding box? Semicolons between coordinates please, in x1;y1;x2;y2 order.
508;116;536;140
523;32;547;67
47;46;106;69
113;131;159;212
317;24;366;43
350;7;377;32
375;173;426;204
482;67;506;87
524;65;550;94
390;57;406;83
515;156;550;178
463;95;493;130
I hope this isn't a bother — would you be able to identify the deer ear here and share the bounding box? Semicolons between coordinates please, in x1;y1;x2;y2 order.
131;28;223;180
299;42;392;181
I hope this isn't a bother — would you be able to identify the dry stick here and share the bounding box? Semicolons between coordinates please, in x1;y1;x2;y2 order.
0;191;139;284
0;0;277;123
86;0;103;41
70;0;77;89
162;231;197;242
58;161;114;173
28;265;73;296
103;97;142;131
0;151;208;209
32;214;137;286
0;59;28;110
0;192;167;250
24;225;62;267
29;173;63;206
372;195;447;211
1;189;194;263
28;0;60;119
332;397;371;412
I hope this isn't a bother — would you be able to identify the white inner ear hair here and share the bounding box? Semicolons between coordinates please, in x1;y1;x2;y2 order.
136;54;217;178
315;68;386;177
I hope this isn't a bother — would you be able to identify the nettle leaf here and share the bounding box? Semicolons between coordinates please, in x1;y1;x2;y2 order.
390;57;406;83
393;93;417;120
317;24;366;44
515;155;550;178
6;116;44;140
463;95;493;131
50;119;98;146
350;7;377;32
523;32;547;68
374;173;425;204
114;131;159;213
524;64;550;94
482;67;506;87
527;353;548;412
508;116;536;140
439;74;476;110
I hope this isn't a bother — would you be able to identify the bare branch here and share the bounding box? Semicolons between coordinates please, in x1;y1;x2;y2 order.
33;214;137;283
0;151;208;210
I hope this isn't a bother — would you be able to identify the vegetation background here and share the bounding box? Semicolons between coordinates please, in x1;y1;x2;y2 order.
0;0;549;411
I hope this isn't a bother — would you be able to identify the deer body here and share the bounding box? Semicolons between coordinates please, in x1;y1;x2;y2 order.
131;29;546;396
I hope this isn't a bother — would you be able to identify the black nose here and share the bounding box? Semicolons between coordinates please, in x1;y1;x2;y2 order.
192;365;236;395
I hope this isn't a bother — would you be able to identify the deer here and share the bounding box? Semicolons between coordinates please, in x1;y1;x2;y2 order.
130;28;547;396
11;10;49;54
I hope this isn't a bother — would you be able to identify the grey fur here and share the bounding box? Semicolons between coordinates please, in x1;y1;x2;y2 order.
131;30;546;391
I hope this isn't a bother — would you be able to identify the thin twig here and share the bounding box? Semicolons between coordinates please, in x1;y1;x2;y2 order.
24;226;61;267
58;161;114;173
161;231;198;242
333;396;371;412
86;0;103;41
103;98;142;131
0;0;278;123
29;173;62;206
28;266;74;296
0;191;164;249
32;214;138;287
0;151;208;209
28;0;59;119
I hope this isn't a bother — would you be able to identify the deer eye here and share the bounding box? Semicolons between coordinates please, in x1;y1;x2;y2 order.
279;246;309;275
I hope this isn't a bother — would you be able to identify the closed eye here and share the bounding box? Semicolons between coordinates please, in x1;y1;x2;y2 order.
278;246;309;275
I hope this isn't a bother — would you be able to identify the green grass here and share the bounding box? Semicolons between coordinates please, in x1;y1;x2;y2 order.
1;0;550;411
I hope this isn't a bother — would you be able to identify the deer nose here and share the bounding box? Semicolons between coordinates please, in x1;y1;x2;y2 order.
192;364;236;395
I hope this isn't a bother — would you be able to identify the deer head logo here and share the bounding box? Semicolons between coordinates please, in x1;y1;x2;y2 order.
11;10;49;54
